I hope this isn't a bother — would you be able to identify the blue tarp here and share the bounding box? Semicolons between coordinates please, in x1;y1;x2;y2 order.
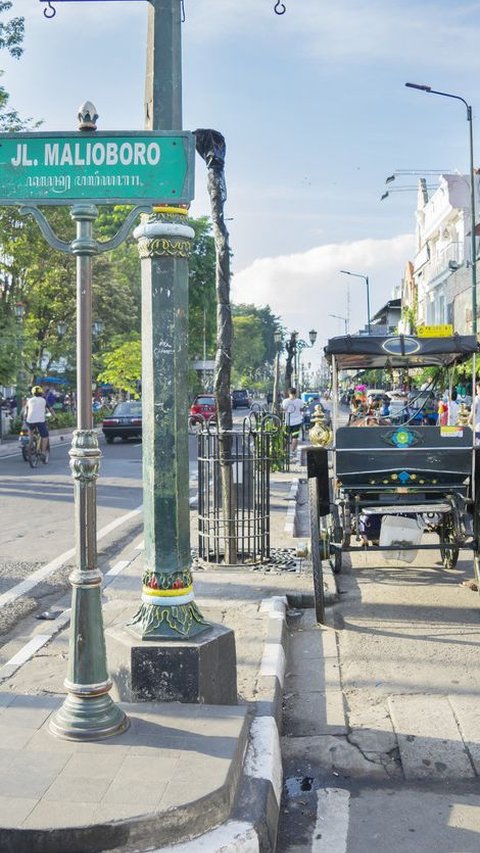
36;376;71;385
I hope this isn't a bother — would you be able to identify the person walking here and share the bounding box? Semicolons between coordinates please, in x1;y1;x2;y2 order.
281;387;304;456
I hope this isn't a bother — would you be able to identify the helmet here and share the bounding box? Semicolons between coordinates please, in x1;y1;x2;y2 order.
32;385;43;395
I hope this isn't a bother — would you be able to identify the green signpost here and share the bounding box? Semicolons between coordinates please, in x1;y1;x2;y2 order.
0;130;194;204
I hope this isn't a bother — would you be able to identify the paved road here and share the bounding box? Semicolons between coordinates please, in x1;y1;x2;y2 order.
0;431;199;644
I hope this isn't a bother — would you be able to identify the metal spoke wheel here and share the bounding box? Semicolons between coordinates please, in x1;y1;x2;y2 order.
329;525;343;574
439;513;459;570
308;478;325;624
28;438;40;468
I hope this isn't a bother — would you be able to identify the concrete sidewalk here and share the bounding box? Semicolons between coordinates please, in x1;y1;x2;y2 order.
284;494;480;786
0;459;318;852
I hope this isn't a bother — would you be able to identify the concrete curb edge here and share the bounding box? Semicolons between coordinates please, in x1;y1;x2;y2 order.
158;595;289;853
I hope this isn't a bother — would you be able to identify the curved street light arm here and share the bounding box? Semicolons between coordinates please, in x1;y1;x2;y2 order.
95;205;153;253
19;204;152;256
19;205;72;253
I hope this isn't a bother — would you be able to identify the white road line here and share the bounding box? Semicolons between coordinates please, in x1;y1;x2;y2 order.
0;505;142;610
5;635;51;667
312;788;350;853
0;610;71;679
105;560;131;577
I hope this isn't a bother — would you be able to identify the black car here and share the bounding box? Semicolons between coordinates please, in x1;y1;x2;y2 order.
231;389;250;409
102;400;142;443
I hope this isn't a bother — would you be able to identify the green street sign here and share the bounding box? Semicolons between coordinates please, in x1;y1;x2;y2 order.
0;131;194;205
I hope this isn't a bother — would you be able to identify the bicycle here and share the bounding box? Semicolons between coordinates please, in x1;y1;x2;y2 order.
27;426;50;468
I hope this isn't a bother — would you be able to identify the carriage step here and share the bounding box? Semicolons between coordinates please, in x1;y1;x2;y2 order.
361;503;452;515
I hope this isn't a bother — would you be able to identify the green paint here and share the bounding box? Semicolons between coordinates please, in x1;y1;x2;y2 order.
0;131;194;204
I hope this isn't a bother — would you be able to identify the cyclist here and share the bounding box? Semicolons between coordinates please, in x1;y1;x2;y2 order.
23;385;55;461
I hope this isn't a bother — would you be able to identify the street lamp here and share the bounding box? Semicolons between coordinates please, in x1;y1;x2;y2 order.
272;329;283;413
329;313;348;334
291;329;317;387
340;270;371;335
405;82;477;336
14;302;25;413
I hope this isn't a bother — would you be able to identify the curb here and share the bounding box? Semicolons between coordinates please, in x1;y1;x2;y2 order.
156;595;289;853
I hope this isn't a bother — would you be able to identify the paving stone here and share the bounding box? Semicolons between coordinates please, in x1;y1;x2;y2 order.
43;774;113;803
102;776;167;806
281;734;389;779
22;799;97;829
448;694;480;776
388;694;474;780
0;796;37;826
283;689;347;737
0;725;37;749
0;752;70;798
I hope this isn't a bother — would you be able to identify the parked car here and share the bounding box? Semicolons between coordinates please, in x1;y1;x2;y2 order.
189;394;217;424
102;400;142;443
231;389;250;409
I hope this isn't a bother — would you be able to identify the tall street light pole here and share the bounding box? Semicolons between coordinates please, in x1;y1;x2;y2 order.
294;329;317;387
340;270;371;334
272;329;283;414
329;313;348;334
405;82;477;337
14;301;25;414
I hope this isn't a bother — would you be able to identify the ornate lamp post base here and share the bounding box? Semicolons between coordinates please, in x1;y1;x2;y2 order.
128;566;209;640
49;689;129;741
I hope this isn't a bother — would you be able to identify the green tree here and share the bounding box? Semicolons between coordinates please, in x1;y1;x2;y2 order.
233;303;281;364
231;314;266;385
188;216;216;360
97;336;141;397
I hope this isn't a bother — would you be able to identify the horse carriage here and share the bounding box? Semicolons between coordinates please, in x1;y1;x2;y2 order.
307;333;480;622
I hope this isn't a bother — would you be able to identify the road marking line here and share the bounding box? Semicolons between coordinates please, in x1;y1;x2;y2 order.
5;635;51;667
105;560;131;577
0;609;71;677
0;505;142;610
312;788;350;853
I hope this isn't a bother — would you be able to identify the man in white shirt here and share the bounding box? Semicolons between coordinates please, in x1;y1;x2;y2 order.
24;386;54;459
281;387;304;454
447;389;460;426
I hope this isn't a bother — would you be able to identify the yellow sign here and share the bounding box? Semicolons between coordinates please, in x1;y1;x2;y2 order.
417;324;454;338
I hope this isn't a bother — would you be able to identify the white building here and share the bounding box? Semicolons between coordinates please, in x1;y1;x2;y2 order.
413;174;479;333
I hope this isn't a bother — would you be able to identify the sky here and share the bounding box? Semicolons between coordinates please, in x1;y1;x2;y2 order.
2;0;480;367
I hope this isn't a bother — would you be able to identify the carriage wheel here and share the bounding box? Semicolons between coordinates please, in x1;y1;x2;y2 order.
440;514;459;570
329;525;343;574
308;478;326;624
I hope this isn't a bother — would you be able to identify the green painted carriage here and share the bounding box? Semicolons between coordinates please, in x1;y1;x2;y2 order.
307;333;480;622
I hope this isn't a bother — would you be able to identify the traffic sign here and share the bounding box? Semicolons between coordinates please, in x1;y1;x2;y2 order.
0;131;194;205
416;324;454;338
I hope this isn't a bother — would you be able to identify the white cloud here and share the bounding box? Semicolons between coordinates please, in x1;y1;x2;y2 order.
231;233;414;355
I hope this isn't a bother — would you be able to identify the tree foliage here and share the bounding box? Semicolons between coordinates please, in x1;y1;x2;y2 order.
187;216;216;359
97;336;141;396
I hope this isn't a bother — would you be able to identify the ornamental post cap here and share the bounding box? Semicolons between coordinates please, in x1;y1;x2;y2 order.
78;101;98;131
